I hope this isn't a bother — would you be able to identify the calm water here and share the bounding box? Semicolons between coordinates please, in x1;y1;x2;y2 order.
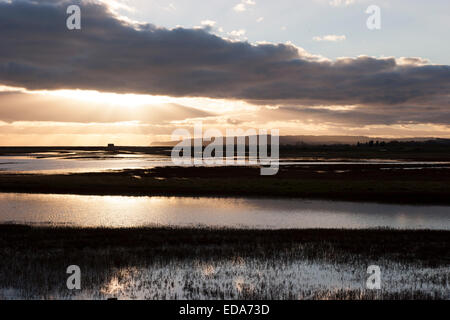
2;153;450;173
0;154;171;173
0;193;448;229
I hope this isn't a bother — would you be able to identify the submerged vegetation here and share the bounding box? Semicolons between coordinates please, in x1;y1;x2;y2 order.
0;225;448;300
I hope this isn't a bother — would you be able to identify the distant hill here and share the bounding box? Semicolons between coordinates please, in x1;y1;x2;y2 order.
151;135;449;146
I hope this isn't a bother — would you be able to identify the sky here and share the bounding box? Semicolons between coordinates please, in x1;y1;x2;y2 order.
0;0;449;146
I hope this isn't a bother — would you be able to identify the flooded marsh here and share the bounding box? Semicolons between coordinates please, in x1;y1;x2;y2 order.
0;226;448;300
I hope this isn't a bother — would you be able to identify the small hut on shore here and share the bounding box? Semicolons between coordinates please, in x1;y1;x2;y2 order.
107;143;116;152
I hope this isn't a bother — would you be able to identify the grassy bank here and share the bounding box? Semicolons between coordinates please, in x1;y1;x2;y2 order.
1;225;448;263
1;142;450;161
0;226;448;300
1;165;450;204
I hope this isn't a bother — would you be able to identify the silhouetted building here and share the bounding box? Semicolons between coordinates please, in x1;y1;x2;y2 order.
107;144;115;152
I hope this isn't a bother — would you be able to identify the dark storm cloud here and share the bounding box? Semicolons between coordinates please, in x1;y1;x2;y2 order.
0;0;449;125
262;105;450;126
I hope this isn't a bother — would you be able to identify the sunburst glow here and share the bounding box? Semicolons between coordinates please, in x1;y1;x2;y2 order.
35;89;173;107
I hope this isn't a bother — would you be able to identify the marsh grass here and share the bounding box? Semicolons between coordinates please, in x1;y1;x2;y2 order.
0;226;448;300
1;164;450;204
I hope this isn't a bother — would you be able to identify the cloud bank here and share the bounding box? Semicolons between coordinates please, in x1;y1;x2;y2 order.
0;0;449;128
